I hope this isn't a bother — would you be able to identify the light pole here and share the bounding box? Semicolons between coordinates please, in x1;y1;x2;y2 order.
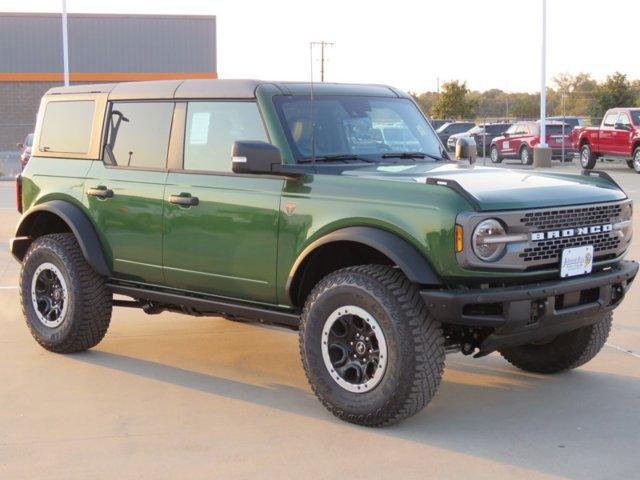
61;0;69;86
310;41;334;82
533;0;552;167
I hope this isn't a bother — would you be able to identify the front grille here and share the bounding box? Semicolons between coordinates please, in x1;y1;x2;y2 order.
519;232;621;263
520;203;623;230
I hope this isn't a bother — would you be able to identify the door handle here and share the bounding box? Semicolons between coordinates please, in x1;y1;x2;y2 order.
87;186;114;199
169;194;199;207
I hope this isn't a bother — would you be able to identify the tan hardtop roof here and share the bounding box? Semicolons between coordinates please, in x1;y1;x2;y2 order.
45;79;403;100
46;79;264;99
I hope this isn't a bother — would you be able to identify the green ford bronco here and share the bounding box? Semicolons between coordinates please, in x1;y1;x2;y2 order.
11;79;638;426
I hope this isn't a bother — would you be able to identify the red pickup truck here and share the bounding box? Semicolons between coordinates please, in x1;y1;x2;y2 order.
572;108;640;173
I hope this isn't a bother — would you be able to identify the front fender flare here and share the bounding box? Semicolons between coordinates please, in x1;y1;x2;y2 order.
286;226;442;302
11;200;111;276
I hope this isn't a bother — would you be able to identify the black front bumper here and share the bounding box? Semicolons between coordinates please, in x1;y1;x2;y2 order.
421;261;638;353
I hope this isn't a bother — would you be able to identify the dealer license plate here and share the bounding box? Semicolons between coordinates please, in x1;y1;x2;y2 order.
560;245;594;278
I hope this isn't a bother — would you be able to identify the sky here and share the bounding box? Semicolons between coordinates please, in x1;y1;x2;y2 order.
3;0;640;94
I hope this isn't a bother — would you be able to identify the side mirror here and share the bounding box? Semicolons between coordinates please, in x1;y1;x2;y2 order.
16;142;24;150
231;141;283;175
455;137;477;164
615;122;631;131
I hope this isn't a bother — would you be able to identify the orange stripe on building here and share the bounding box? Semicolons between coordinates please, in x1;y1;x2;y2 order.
0;72;218;82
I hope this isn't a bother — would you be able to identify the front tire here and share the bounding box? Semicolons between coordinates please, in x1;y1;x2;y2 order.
490;145;502;163
499;313;611;374
580;143;597;169
20;233;112;353
299;265;445;426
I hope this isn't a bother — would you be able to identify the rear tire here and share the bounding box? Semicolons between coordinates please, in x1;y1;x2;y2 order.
299;265;445;426
20;233;112;353
499;313;611;374
580;143;597;169
632;147;640;173
520;145;533;165
490;145;502;163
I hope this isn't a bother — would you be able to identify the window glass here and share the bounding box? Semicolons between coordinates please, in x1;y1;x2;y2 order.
40;100;95;154
604;113;618;126
486;124;510;134
274;95;441;161
106;102;174;168
630;110;640;126
184;102;268;172
504;124;518;135
618;113;631;126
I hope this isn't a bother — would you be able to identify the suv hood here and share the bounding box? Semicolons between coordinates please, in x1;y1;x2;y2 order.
342;163;627;211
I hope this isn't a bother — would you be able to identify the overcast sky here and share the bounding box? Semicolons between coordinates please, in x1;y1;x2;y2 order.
4;0;639;93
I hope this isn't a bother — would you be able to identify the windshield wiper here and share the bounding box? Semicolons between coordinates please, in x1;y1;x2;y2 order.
381;151;444;162
298;154;375;164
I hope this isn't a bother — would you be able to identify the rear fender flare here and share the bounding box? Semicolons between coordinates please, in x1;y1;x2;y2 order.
11;200;110;276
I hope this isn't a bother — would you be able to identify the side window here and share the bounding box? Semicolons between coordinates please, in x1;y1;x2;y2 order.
183;101;268;172
106;102;174;169
618;113;631;127
505;124;518;135
603;113;618;127
40;100;95;154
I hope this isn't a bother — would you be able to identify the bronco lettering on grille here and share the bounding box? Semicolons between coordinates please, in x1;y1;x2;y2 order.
531;224;613;241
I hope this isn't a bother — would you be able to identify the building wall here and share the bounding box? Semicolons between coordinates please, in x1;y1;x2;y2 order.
0;82;56;151
0;13;217;152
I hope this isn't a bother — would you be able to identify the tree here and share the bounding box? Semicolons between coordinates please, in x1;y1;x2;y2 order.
589;72;637;117
410;91;437;117
552;73;597;116
430;80;477;119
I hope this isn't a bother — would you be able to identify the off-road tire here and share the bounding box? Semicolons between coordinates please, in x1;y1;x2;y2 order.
20;233;112;353
499;313;612;374
580;143;597;169
520;145;533;165
490;145;502;163
299;265;445;426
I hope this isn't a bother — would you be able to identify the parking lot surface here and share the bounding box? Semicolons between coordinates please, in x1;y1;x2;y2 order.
1;161;639;480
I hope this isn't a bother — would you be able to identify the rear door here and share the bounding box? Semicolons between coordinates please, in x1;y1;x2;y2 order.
85;101;174;284
599;111;618;154
162;100;283;303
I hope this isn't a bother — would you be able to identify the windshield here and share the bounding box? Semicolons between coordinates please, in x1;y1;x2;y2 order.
274;95;442;162
25;133;34;147
545;124;570;135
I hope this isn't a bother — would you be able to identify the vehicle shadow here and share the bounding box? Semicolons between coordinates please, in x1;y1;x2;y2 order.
71;338;640;480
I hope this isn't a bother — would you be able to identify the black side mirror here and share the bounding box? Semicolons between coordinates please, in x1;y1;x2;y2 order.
455;137;477;164
615;122;631;131
16;142;24;150
231;141;283;175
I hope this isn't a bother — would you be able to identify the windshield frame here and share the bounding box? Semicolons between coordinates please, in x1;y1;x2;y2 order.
272;94;445;164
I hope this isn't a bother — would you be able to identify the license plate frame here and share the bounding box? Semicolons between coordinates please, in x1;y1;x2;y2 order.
560;245;594;278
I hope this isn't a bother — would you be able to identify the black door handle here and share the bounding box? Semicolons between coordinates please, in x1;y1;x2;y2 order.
87;186;114;199
169;194;199;206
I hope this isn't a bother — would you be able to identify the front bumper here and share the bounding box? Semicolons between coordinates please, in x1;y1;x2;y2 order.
421;260;638;353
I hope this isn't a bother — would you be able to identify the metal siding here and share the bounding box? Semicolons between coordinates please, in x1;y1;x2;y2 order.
0;13;216;74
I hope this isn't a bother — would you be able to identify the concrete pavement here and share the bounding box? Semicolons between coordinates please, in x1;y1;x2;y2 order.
1;162;639;480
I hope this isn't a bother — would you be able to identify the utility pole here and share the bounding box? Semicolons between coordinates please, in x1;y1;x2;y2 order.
61;0;69;86
533;0;551;167
310;41;334;82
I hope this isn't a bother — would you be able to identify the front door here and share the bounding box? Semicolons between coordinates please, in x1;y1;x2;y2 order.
85;101;175;284
600;112;618;155
162;100;283;304
612;112;632;156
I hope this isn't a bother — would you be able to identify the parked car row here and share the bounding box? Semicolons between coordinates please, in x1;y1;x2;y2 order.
490;121;575;165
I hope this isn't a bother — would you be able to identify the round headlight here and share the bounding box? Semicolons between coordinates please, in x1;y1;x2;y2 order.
472;219;507;261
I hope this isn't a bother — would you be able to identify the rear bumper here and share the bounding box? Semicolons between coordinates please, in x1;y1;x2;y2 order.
551;148;577;158
421;260;638;353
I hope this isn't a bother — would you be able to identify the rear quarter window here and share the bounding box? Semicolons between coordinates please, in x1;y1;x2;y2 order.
39;100;95;154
